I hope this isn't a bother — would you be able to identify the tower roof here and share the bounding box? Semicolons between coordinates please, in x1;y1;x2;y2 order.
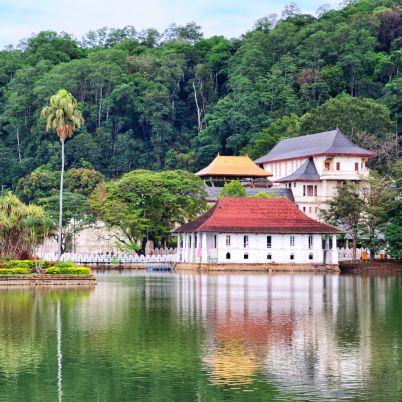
254;129;376;165
196;155;272;177
276;158;320;182
174;198;342;234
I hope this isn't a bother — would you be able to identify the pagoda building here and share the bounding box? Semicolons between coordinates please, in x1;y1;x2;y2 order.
196;154;294;202
254;129;376;220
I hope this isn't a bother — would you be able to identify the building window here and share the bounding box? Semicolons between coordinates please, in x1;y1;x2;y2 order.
244;253;249;260
189;236;192;247
290;236;295;247
225;235;231;246
194;235;197;248
307;185;314;196
267;254;272;260
308;235;313;249
309;253;313;260
226;252;231;260
355;162;359;171
290;253;295;260
325;162;330;171
243;235;249;248
294;183;296;188
303;207;306;212
309;207;312;214
336;162;340;170
314;185;317;196
267;235;272;248
303;185;306;196
214;235;217;248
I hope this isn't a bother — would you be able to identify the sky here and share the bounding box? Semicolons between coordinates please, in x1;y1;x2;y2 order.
0;0;342;48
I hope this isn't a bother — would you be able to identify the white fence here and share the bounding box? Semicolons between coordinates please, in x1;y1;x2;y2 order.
41;252;178;264
338;247;389;261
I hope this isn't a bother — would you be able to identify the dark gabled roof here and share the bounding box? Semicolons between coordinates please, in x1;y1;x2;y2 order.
276;158;320;183
204;185;295;202
254;129;376;164
175;198;343;234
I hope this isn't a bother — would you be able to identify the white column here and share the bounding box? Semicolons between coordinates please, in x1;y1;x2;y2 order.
177;233;181;262
332;234;338;264
190;233;195;263
201;232;208;263
183;233;188;262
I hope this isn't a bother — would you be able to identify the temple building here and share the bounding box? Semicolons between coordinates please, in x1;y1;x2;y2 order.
174;198;342;269
254;129;375;220
196;154;294;202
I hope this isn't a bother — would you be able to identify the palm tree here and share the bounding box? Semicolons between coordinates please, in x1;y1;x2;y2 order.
41;89;84;258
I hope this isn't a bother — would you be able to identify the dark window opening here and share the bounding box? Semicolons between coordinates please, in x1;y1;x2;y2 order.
244;253;249;260
290;254;295;260
267;254;272;260
226;252;231;260
309;253;313;260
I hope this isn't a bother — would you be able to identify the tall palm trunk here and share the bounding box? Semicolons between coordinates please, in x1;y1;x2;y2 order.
58;139;65;259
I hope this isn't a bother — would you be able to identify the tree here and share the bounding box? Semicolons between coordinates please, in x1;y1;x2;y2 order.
0;193;46;259
321;182;363;260
218;181;247;199
300;95;395;137
89;170;206;252
40;89;84;258
385;160;402;259
359;173;397;259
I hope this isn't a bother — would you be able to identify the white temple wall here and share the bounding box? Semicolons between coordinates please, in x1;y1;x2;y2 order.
179;233;338;264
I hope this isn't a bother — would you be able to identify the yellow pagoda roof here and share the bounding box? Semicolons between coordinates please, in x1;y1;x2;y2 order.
196;155;272;177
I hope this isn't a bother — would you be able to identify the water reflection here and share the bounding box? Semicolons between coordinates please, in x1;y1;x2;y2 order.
0;273;401;401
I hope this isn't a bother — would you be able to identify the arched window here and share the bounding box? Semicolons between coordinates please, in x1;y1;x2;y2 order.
290;253;295;260
226;252;231;260
309;253;313;260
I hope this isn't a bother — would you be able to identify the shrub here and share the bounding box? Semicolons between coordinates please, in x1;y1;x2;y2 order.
4;260;52;269
54;261;76;269
0;268;30;275
46;266;91;276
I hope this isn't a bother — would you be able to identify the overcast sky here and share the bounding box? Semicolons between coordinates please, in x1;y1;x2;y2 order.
0;0;342;48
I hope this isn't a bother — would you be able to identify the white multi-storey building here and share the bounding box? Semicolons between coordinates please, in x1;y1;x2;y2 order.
175;198;342;269
254;129;375;220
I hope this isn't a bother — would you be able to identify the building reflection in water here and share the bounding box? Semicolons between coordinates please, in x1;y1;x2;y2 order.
173;273;373;397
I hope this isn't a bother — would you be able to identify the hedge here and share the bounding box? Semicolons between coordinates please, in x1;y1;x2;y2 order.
4;260;51;269
46;267;91;276
0;268;30;275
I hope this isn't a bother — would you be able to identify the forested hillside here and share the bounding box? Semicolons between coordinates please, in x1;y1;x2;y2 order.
0;0;401;189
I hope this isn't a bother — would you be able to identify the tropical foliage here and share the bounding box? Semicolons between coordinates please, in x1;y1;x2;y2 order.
0;0;400;193
89;169;206;251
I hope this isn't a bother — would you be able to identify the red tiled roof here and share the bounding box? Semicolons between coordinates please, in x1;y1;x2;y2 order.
175;198;342;234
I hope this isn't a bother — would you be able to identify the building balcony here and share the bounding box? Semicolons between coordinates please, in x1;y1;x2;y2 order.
320;170;369;180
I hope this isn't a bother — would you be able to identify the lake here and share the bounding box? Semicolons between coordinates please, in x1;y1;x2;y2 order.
0;270;401;401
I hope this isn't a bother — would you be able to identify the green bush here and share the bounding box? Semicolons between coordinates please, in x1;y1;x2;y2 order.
4;260;52;269
0;268;30;275
46;266;91;276
54;261;76;269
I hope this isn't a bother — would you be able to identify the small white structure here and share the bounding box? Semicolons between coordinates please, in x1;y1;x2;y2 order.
174;198;342;267
254;129;375;220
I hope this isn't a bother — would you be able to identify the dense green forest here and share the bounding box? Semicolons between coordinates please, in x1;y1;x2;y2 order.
0;0;401;190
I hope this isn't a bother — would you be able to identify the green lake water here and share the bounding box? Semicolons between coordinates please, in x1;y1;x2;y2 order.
0;271;401;402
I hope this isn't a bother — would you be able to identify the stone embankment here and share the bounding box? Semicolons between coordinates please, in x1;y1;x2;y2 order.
0;275;96;286
175;263;340;272
339;260;402;274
